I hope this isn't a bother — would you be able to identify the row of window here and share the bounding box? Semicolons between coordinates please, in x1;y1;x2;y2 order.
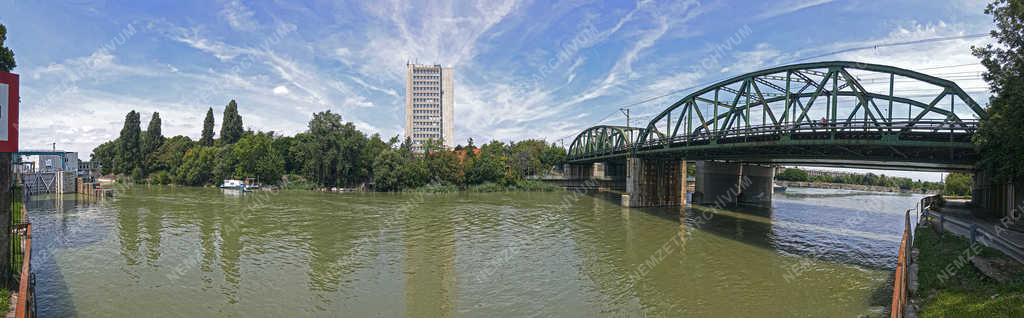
412;81;438;86
413;103;440;108
412;109;441;114
412;133;441;139
412;86;439;91
412;115;438;120
413;127;441;132
412;69;439;75
412;98;438;103
412;92;440;97
412;75;440;80
413;121;440;126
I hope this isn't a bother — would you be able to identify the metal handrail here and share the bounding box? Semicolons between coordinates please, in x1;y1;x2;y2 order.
14;221;32;318
918;195;1024;263
567;120;979;160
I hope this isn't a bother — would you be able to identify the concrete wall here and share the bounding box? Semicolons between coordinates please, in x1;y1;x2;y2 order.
972;170;1022;219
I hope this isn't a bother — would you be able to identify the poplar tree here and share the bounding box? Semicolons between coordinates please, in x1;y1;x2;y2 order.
200;107;215;146
220;100;244;144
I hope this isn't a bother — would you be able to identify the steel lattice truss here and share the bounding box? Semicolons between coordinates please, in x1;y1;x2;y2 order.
567;125;647;158
567;61;989;170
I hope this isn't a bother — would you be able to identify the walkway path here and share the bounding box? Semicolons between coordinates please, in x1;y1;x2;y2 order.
925;200;1024;263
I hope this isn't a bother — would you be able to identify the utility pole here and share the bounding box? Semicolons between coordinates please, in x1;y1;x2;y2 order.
620;108;630;128
620;108;631;141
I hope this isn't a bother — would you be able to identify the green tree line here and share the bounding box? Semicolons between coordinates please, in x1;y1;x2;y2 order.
973;0;1024;181
774;167;960;193
91;101;566;190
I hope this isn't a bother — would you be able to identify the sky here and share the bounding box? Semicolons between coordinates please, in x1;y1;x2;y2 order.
0;0;997;182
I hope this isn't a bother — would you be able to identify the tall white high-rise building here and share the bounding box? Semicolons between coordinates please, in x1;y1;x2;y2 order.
405;63;454;152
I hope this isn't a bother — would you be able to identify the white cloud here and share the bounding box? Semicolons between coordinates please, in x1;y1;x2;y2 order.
756;0;834;20
221;0;258;31
272;85;290;95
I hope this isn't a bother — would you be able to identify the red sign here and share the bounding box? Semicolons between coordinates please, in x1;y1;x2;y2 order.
0;72;17;152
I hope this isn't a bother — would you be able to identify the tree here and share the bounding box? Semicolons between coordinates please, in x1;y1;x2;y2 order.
0;24;15;72
91;139;119;175
777;168;809;181
200;107;215;146
176;146;220;186
372;149;404;191
220;100;244;144
972;0;1024;180
230;132;284;184
149;135;194;176
944;172;974;196
142;112;164;169
117;111;143;176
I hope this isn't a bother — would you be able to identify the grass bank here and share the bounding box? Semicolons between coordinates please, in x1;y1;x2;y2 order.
913;224;1024;317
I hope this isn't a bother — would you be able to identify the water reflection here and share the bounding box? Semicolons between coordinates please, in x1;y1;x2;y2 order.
25;187;917;317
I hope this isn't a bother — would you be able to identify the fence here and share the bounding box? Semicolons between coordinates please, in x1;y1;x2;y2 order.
10;186;35;318
919;195;1024;263
890;209;913;318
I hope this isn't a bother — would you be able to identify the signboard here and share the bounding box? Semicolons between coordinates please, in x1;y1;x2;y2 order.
0;72;17;152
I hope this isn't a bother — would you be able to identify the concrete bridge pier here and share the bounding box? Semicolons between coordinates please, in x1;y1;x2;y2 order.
737;164;774;207
621;157;687;207
693;162;774;208
693;161;741;206
564;163;594;180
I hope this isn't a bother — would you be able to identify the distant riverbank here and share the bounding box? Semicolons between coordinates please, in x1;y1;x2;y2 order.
776;180;938;194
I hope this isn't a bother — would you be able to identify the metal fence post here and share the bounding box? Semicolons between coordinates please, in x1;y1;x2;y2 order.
970;224;978;243
939;214;945;233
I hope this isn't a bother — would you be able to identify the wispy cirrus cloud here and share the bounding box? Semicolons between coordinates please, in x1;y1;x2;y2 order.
755;0;834;20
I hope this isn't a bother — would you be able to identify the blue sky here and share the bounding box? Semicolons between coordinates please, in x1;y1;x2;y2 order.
0;0;996;181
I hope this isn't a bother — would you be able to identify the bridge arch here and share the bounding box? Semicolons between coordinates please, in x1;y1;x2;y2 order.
637;61;987;146
567;125;647;159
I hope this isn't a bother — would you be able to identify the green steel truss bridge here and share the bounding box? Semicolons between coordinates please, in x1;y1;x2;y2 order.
566;61;987;171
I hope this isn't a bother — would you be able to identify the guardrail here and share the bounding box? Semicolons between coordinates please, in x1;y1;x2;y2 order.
13;222;33;318
918;195;1024;263
890;209;913;318
10;186;34;318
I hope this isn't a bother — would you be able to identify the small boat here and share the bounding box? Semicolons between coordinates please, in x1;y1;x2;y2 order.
219;179;250;192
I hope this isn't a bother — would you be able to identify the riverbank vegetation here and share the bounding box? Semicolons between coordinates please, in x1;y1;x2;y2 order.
774;167;949;192
913;225;1024;317
91;102;566;191
972;0;1024;182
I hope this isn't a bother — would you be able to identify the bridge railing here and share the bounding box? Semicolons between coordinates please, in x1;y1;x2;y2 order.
890;209;913;318
568;119;978;160
637;120;978;149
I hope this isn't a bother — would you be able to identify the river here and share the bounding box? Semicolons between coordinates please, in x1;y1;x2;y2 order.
25;186;922;317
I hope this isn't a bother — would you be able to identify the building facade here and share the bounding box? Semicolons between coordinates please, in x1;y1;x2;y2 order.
405;63;454;152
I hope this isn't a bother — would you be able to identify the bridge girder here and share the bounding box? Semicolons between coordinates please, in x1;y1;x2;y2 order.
566;61;988;170
567;125;647;159
638;61;986;145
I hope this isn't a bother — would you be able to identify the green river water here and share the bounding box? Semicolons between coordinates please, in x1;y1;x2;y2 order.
25;186;922;317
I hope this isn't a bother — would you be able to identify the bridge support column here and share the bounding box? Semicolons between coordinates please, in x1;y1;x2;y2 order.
694;161;741;206
738;164;774;208
693;162;774;207
593;162;606;179
563;163;593;180
622;157;686;207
